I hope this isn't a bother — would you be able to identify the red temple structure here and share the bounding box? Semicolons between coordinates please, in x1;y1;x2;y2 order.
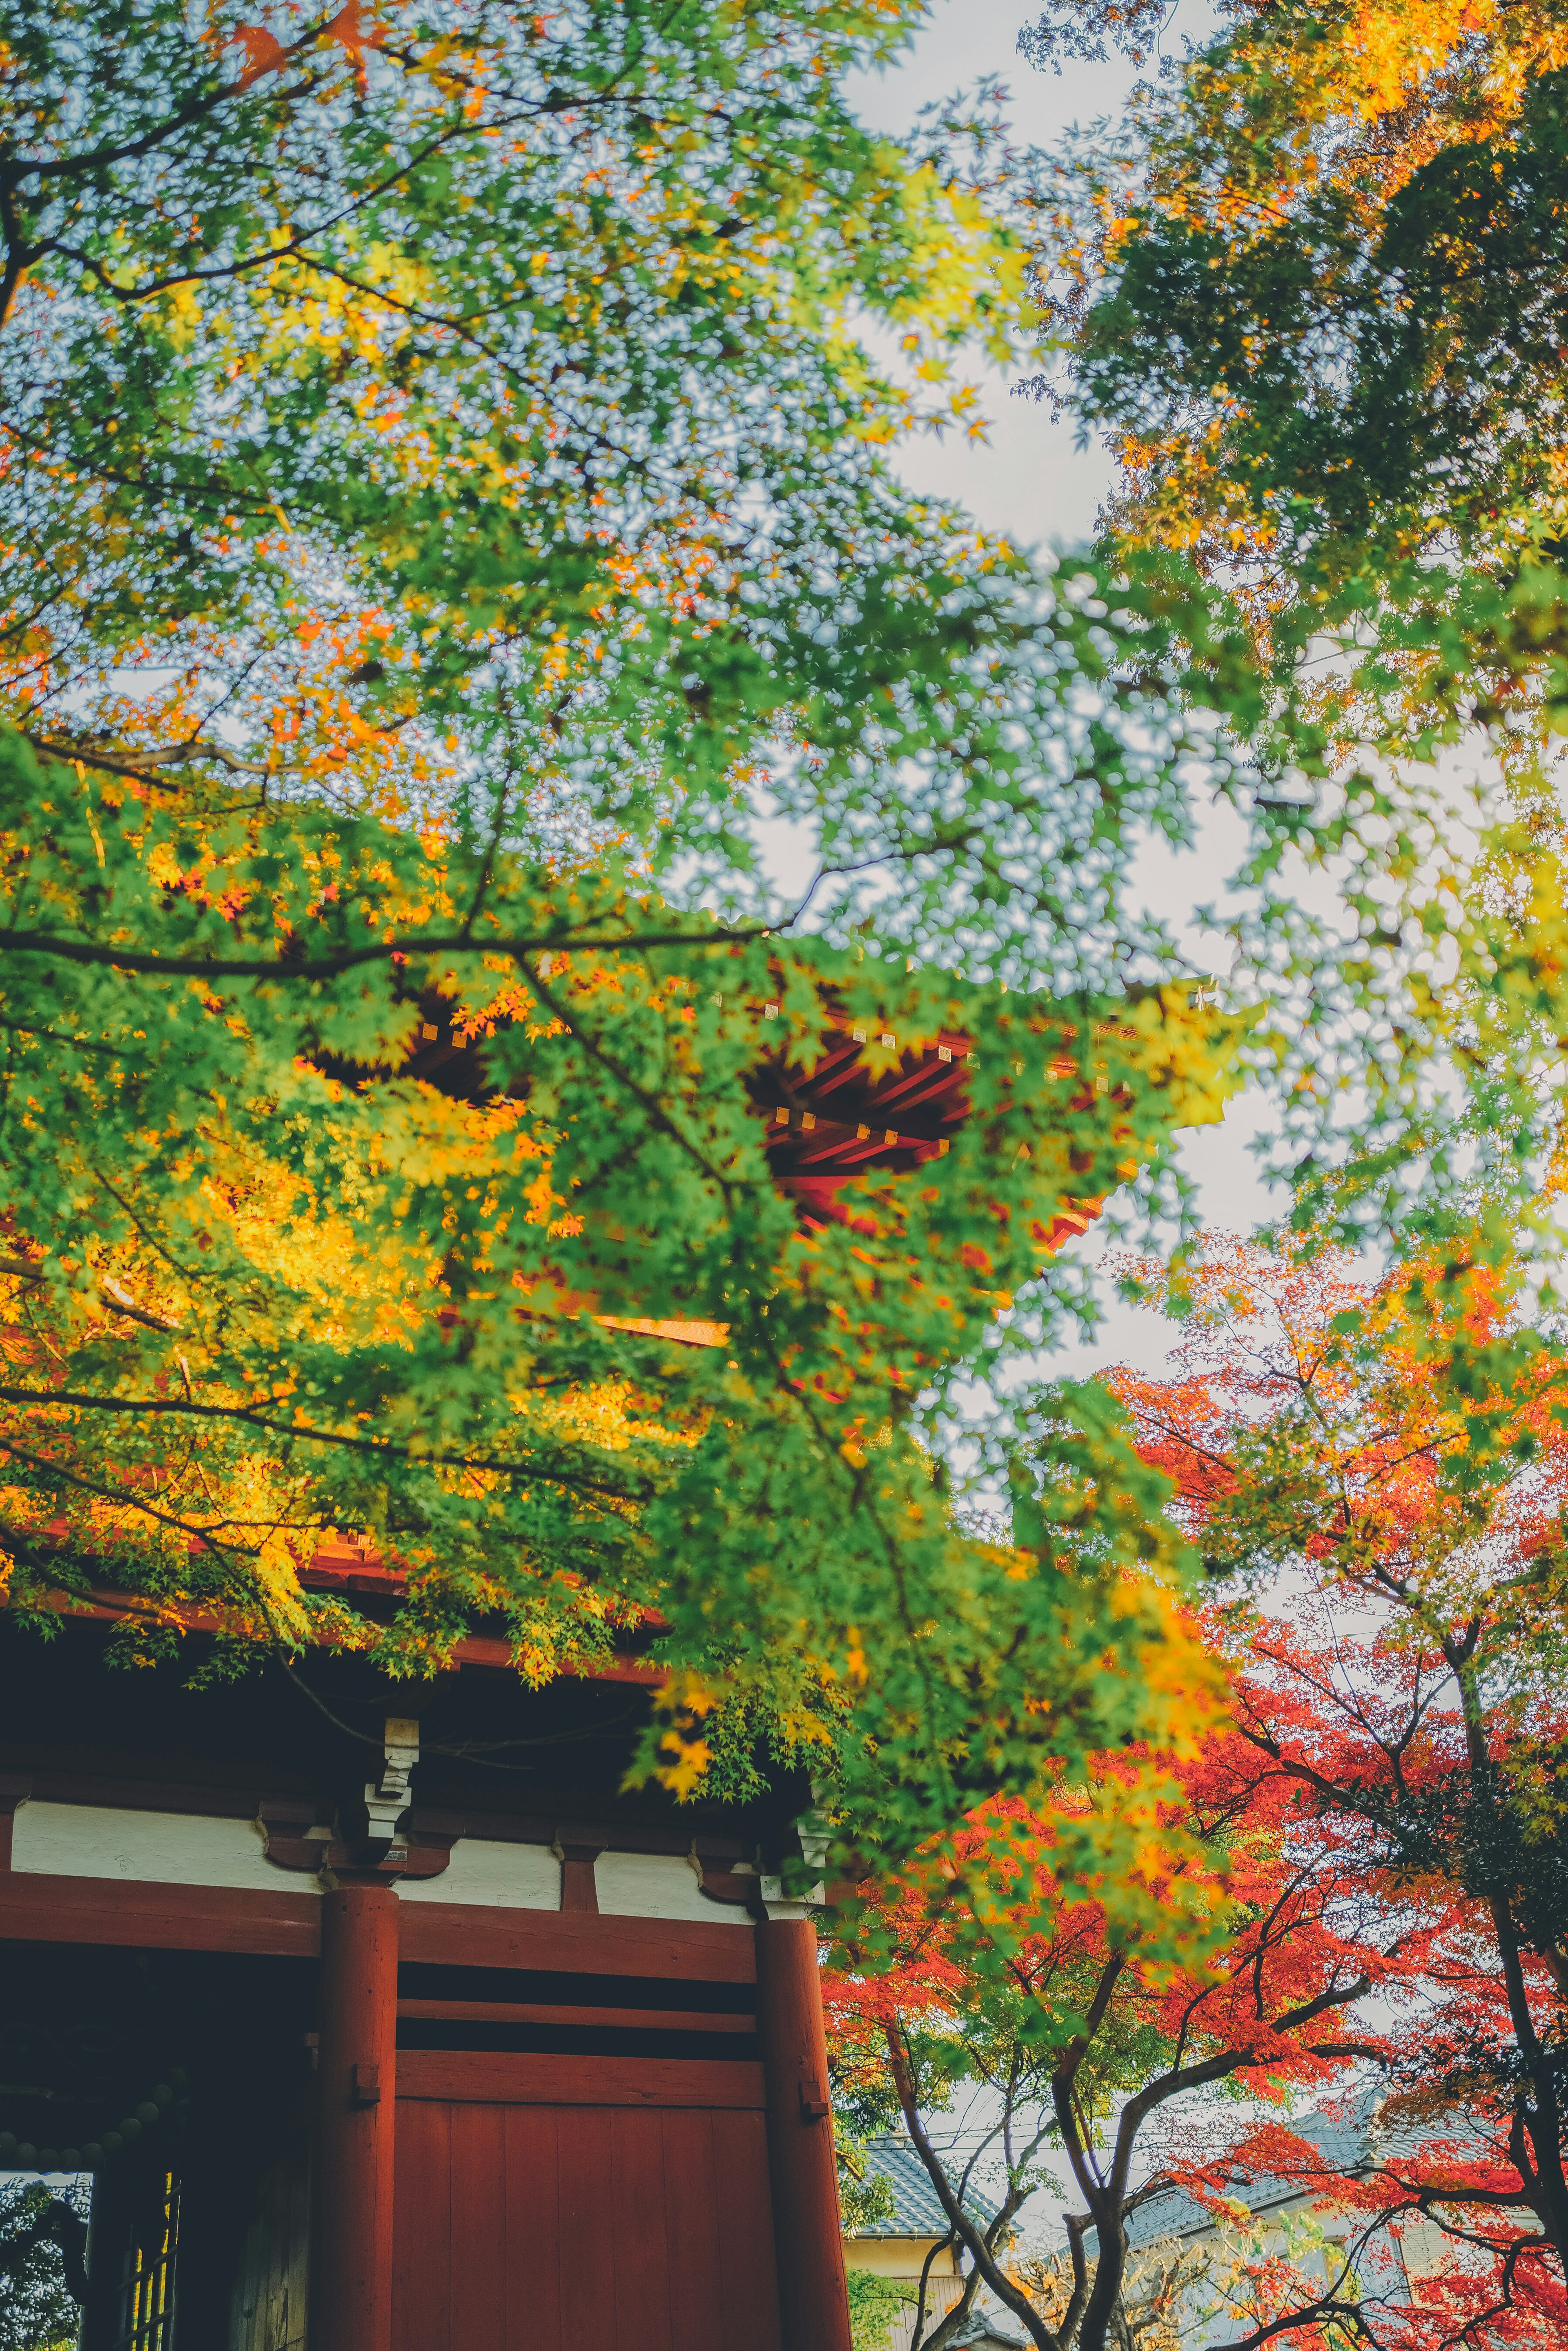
0;1022;1098;2350
0;1608;841;2351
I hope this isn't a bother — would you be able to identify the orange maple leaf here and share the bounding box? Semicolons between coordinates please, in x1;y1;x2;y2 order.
232;24;287;89
322;0;385;88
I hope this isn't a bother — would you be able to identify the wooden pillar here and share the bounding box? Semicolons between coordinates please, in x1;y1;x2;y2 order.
313;1880;399;2351
754;1916;852;2351
79;2164;129;2351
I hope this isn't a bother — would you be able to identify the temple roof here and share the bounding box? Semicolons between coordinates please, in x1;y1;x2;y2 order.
754;1020;971;1223
391;993;1099;1238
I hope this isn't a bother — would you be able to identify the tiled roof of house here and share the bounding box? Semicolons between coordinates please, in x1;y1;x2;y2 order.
1092;2089;1394;2256
848;2135;1003;2242
946;2317;1027;2348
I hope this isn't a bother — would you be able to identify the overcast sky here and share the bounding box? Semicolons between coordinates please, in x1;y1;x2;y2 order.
844;0;1224;551
846;1;1277;1380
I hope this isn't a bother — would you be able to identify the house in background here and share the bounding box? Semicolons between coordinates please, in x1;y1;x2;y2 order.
1082;2094;1465;2344
844;2131;1022;2351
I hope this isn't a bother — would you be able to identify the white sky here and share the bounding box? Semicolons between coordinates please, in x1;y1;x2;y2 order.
845;0;1223;552
849;0;1278;1382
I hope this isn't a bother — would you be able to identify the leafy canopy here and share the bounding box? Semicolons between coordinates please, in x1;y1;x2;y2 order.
1024;0;1568;1269
0;0;1253;1903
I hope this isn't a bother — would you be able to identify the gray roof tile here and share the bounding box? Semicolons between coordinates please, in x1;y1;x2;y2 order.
1092;2093;1384;2256
847;2135;1003;2241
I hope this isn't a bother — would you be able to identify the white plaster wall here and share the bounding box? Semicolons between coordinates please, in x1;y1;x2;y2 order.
596;1849;745;1924
9;1802;299;1893
397;1837;560;1908
8;1806;751;1924
844;2240;959;2279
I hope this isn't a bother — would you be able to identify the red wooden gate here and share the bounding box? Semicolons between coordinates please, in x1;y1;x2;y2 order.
392;2077;782;2349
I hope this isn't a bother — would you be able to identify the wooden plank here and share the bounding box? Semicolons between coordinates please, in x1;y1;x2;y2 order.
558;2107;618;2345
505;2105;562;2348
610;2106;675;2351
398;1901;754;1982
395;1998;755;2034
233;2146;312;2351
712;2106;784;2350
396;2051;766;2109
280;2146;312;2351
449;2102;506;2351
392;2095;450;2351
0;1869;321;1956
658;2106;727;2347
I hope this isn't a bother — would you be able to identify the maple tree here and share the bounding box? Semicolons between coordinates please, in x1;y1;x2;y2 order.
1031;0;1568;757
1019;0;1568;1272
845;2266;915;2351
8;0;1562;1938
0;0;1261;1912
1104;1234;1568;2345
823;1716;1390;2351
822;1227;1568;2348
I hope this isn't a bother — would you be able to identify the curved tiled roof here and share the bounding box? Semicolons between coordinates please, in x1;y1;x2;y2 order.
849;2134;1003;2241
1090;2090;1385;2256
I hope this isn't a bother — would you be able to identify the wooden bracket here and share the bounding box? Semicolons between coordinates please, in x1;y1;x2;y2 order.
553;1834;605;1913
257;1798;455;1884
697;1865;762;1913
351;2062;381;2107
798;2076;830;2121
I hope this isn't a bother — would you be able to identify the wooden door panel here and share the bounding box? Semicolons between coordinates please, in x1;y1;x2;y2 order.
502;2106;563;2348
713;2106;784;2345
396;2049;764;2106
392;2099;780;2351
555;2104;618;2344
449;2102;507;2351
391;2097;451;2351
608;2108;675;2351
656;2108;726;2345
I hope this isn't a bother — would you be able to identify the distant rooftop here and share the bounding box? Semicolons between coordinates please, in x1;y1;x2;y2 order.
1104;2099;1374;2257
849;2133;1003;2242
1087;2088;1495;2260
946;2318;1027;2349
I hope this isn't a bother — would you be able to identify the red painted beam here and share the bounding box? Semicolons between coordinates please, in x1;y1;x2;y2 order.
396;1998;755;2032
396;2050;766;2108
0;1868;322;1955
398;1901;755;1982
0;1873;761;1978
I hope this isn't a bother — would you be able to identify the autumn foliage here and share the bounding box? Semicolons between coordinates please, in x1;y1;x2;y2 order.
1114;1239;1568;2343
826;1237;1568;2347
0;0;1256;1926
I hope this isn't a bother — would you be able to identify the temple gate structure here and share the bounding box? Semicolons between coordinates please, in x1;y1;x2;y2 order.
0;1022;1094;2347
